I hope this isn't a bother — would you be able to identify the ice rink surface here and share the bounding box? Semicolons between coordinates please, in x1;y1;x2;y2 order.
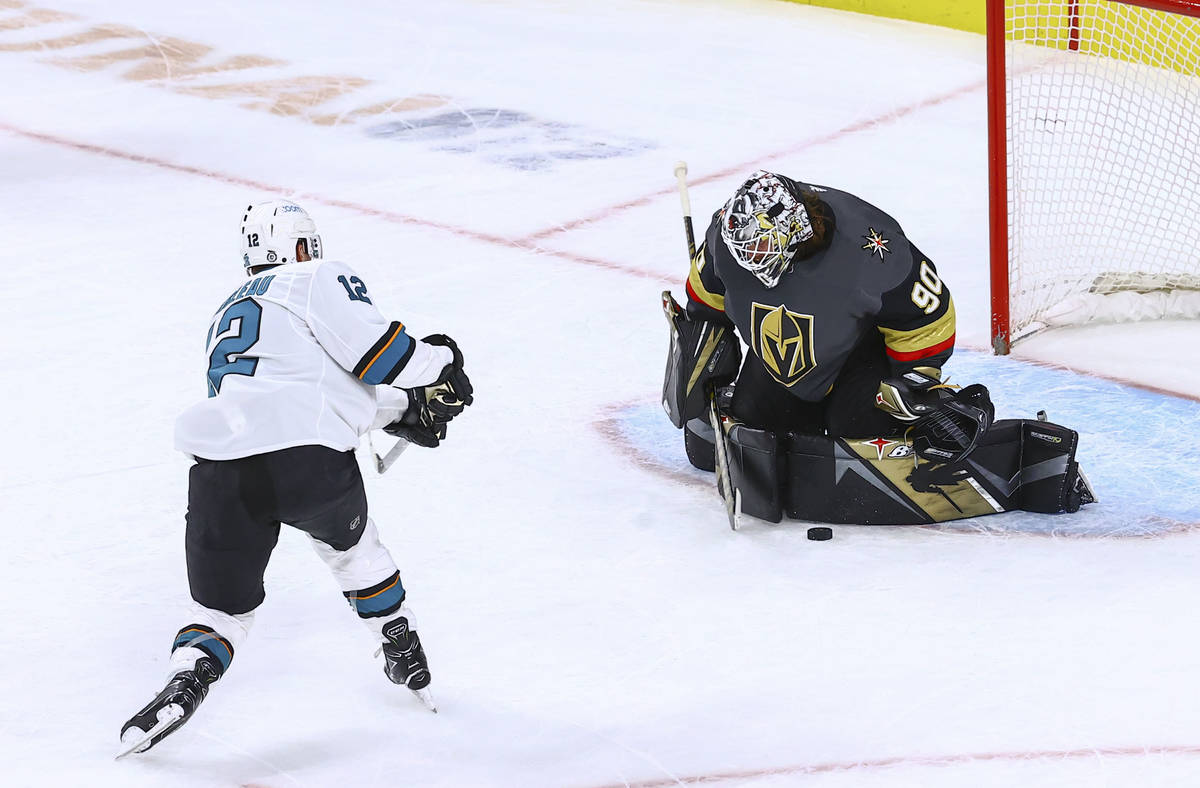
2;0;1199;785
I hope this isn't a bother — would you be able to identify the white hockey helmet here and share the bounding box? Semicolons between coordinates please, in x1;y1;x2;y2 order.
720;171;813;288
240;200;322;273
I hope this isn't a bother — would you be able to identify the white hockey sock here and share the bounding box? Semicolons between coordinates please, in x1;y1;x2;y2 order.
308;518;409;639
167;603;254;679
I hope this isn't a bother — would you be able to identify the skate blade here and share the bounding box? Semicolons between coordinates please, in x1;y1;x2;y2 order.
115;704;184;760
412;687;438;713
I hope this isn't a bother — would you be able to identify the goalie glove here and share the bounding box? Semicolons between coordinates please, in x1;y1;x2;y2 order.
875;367;955;422
382;334;473;448
661;291;741;428
908;384;994;464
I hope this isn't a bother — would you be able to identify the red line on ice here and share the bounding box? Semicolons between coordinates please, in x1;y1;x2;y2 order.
583;742;1200;788
0;121;672;285
518;78;986;244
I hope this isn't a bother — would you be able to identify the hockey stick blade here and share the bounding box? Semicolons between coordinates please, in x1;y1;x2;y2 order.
708;397;738;530
115;704;184;760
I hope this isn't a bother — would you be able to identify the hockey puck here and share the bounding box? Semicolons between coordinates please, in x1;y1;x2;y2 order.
807;526;833;541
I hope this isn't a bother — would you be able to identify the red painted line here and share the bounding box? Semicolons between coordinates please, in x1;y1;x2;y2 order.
593;400;711;491
1008;350;1200;404
582;743;1200;788
519;78;987;244
0;121;673;285
598;392;1200;538
946;339;1200;405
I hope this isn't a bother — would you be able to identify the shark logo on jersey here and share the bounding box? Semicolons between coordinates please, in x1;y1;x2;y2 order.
750;302;817;387
862;227;891;260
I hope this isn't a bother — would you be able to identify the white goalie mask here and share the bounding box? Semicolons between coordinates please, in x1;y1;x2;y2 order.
720;170;813;288
240;200;322;274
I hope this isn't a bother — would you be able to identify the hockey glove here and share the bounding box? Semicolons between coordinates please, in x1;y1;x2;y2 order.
908;384;994;464
875;368;955;422
418;334;474;420
383;392;445;448
661;291;741;428
383;334;474;449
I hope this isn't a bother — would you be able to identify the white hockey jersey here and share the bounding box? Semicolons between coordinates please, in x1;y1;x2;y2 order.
175;259;452;461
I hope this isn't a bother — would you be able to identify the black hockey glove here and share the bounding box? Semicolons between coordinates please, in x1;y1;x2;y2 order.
383;393;445;448
877;370;994;463
875;368;954;422
908;384;994;464
419;334;474;420
382;334;474;449
661;291;741;428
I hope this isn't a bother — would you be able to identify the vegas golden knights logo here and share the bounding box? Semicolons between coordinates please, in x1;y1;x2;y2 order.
750;302;817;387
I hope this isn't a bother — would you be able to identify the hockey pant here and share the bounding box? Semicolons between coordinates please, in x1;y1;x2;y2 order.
169;518;410;679
171;446;412;680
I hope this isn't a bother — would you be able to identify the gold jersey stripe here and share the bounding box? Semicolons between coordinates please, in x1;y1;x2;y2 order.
878;296;956;356
687;247;725;312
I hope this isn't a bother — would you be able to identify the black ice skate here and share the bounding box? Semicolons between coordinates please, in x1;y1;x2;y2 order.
380;613;436;712
117;656;219;759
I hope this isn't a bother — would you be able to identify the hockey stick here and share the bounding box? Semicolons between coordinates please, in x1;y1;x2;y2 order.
367;431;411;474
674;161;696;262
674;161;739;530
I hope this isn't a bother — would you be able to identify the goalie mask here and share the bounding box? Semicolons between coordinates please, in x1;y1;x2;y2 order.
240;200;322;274
720;171;814;288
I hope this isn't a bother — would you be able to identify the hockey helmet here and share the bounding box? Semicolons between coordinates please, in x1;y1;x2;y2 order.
720;171;813;288
240;200;322;273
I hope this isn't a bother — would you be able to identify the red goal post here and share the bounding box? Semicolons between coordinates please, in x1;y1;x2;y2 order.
988;0;1200;354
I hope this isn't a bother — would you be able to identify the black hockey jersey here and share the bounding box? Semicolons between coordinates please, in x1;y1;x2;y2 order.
685;180;955;402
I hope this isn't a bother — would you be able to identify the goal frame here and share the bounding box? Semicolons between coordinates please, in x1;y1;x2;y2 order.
986;0;1200;354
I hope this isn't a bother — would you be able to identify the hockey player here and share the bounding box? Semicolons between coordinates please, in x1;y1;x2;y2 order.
662;171;1093;525
119;201;473;757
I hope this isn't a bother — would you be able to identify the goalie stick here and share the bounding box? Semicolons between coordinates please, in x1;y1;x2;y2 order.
675;161;742;529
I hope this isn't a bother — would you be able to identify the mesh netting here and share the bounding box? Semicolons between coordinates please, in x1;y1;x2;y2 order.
1004;0;1200;339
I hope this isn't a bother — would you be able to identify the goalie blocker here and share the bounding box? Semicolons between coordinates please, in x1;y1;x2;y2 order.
711;388;1095;525
661;291;741;429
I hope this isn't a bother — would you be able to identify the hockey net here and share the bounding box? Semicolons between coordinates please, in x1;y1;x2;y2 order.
988;0;1200;352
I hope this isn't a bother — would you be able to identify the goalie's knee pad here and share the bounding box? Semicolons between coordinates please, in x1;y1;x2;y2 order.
720;417;783;523
684;416;716;472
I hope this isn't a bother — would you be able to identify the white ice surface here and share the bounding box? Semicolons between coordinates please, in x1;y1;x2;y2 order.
2;1;1199;786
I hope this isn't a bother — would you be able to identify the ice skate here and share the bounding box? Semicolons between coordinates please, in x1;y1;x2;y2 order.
380;611;436;712
117;656;219;759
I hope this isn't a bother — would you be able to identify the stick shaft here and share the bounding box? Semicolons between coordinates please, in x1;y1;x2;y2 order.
674;162;696;262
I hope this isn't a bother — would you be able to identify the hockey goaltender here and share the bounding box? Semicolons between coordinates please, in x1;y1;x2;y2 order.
662;171;1095;527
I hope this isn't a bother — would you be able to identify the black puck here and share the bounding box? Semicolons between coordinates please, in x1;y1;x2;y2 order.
807;526;833;541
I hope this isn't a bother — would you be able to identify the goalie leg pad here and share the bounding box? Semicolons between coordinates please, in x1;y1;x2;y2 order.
779;418;1095;525
1014;420;1093;513
723;421;784;523
684;416;716;472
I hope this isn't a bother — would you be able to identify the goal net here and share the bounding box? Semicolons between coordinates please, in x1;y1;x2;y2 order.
988;0;1200;352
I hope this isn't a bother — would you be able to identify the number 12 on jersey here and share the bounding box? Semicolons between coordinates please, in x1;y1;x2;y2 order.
206;299;263;396
338;275;372;304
